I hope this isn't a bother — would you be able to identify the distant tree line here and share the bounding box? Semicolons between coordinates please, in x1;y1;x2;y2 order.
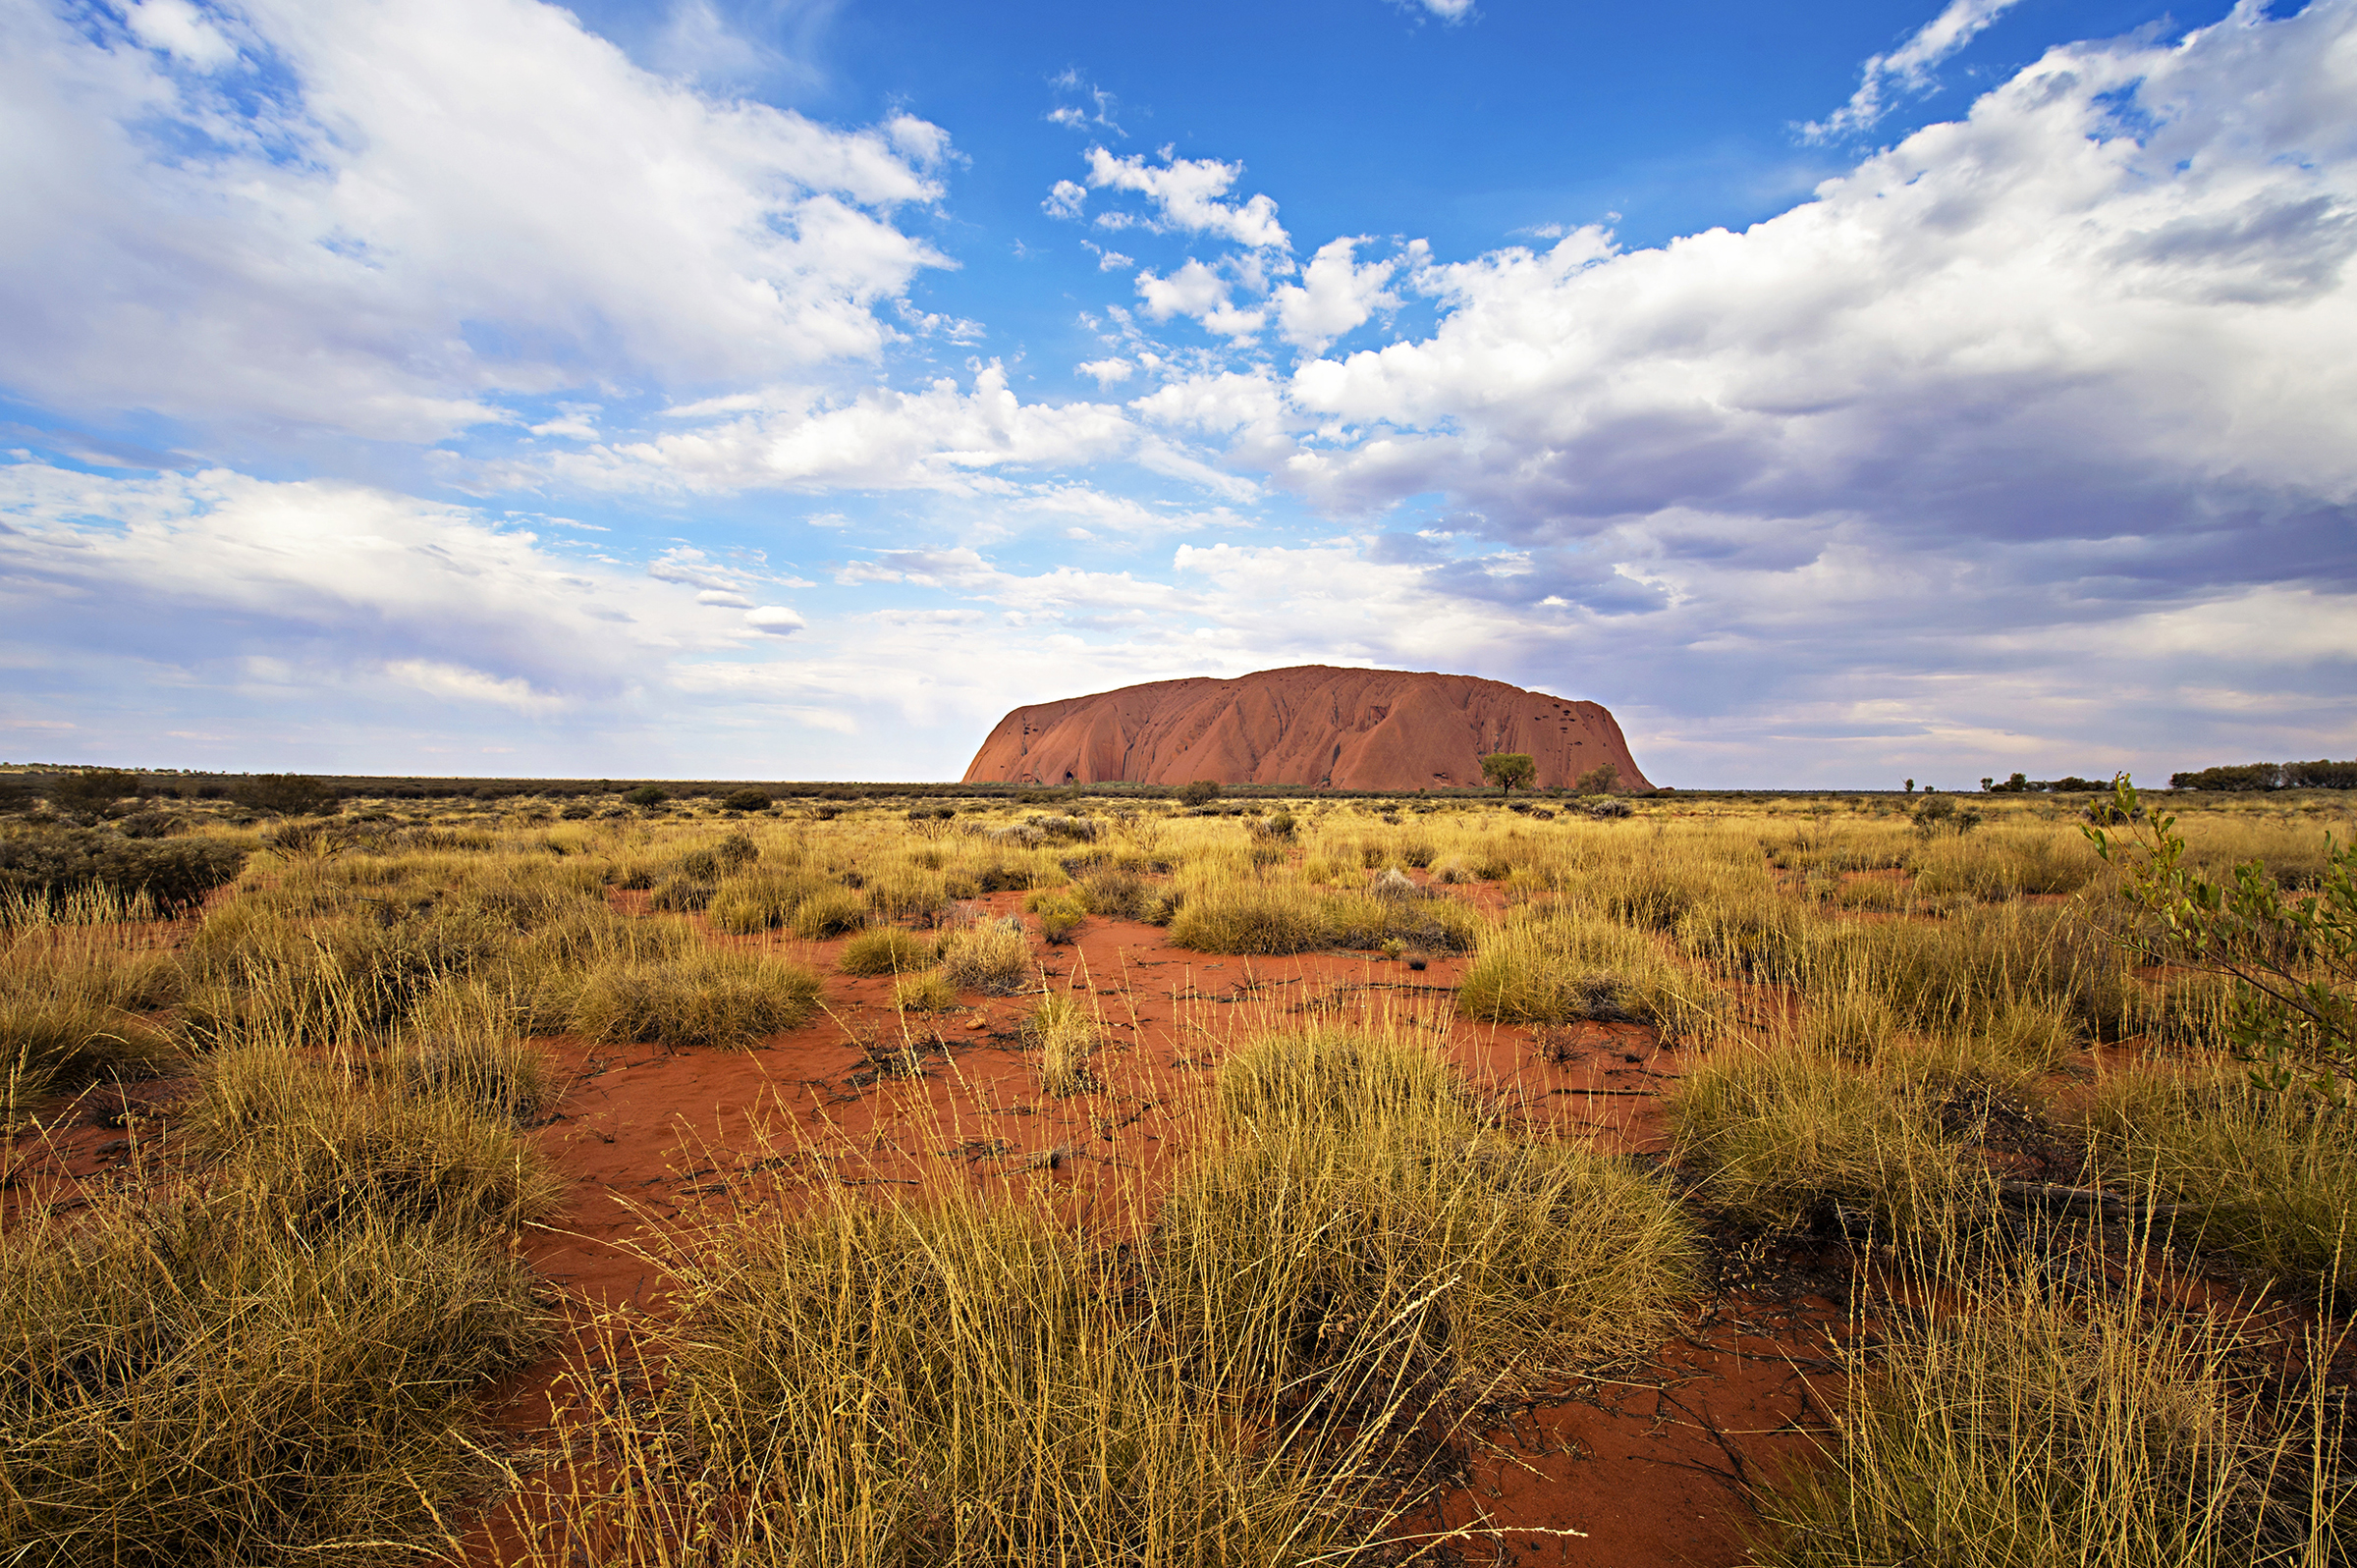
1980;773;2111;793
2168;760;2357;791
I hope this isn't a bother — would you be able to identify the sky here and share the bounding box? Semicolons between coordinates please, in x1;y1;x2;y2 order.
2;0;2352;788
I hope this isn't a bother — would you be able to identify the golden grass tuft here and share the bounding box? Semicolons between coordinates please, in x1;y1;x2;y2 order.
570;949;821;1051
937;916;1033;995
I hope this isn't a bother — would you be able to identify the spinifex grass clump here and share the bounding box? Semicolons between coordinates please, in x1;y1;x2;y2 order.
1160;1026;1698;1400
0;925;184;1116
1754;1231;2349;1568
938;915;1032;994
1456;911;1716;1042
1669;1038;1993;1234
181;1044;565;1237
0;1191;546;1568
1030;992;1102;1095
1167;879;1331;954
2081;1061;2357;1301
837;925;931;975
0;1029;553;1568
526;1187;1373;1568
570;948;821;1051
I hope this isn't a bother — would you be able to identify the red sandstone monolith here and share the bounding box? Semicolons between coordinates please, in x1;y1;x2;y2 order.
961;667;1654;791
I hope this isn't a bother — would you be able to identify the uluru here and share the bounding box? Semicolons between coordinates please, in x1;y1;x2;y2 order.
962;666;1655;791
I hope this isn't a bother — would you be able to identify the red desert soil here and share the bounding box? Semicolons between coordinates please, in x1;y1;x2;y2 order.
962;665;1657;792
12;890;1832;1568
485;892;1824;1568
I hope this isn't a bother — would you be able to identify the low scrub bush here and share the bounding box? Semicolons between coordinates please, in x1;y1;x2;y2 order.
571;951;822;1051
0;827;247;917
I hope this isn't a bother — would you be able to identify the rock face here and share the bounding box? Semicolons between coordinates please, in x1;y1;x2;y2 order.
962;666;1654;792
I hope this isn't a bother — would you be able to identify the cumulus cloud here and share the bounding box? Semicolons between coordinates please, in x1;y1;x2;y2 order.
1133;259;1268;340
1271;237;1411;351
1080;146;1290;249
1278;2;2357;559
0;462;741;705
553;364;1138;494
0;0;950;445
1803;0;2028;141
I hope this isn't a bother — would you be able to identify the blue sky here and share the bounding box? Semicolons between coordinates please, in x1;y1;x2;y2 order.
3;0;2351;786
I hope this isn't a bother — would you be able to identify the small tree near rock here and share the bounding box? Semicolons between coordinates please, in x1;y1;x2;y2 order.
1480;753;1536;796
1573;762;1619;796
1178;780;1221;808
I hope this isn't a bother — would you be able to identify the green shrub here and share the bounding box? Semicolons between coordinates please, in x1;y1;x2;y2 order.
723;788;773;812
0;828;247;917
228;774;337;816
623;785;667;807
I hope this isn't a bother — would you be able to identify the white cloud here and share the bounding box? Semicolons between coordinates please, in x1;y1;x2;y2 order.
384;659;568;712
555;364;1138;494
1075;358;1135;386
1804;0;2028;141
744;605;806;635
0;0;950;444
1082;146;1290;249
1135;259;1267;341
0;461;740;703
1044;179;1088;219
123;0;239;67
1279;4;2357;546
1408;0;1475;20
1271;237;1407;351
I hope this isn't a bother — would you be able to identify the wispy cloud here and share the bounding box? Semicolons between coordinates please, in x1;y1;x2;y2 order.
1802;0;2028;141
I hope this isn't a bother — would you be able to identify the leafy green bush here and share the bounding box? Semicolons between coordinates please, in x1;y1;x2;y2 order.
623;785;667;807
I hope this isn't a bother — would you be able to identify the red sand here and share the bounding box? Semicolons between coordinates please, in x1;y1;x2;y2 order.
9;891;1829;1568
